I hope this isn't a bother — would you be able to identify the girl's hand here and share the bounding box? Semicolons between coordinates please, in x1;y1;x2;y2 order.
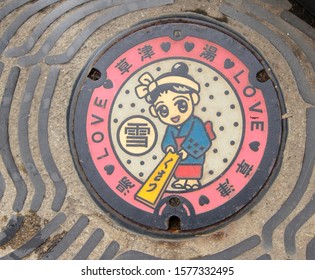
166;146;175;153
178;149;188;159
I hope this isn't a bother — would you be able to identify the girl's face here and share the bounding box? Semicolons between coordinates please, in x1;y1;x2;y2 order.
150;90;199;126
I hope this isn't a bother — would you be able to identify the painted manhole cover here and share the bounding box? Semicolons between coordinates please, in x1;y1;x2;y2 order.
69;16;284;236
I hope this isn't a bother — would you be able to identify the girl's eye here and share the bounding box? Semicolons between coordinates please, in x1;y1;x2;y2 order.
157;105;169;117
175;100;188;113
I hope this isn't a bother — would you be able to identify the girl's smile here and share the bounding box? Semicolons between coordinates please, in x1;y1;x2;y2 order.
171;115;181;123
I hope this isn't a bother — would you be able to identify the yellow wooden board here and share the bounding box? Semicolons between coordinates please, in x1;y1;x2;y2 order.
135;152;180;208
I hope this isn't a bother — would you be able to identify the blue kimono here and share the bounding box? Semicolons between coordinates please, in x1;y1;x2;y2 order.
162;115;212;166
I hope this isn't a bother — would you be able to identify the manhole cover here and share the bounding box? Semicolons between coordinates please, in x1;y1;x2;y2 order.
69;15;285;236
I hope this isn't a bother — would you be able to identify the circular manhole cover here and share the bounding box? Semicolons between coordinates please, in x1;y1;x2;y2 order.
69;15;285;236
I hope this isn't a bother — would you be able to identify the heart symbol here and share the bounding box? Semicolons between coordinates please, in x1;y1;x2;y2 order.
103;79;113;89
104;165;114;175
249;141;260;152
184;42;195;52
199;195;210;206
224;58;235;69
160;42;171;52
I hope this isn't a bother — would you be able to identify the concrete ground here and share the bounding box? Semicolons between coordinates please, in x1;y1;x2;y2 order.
0;0;314;260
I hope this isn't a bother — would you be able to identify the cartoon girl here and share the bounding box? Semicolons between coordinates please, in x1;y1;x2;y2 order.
136;62;214;190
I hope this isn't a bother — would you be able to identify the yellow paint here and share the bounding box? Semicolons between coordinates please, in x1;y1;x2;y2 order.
135;152;180;208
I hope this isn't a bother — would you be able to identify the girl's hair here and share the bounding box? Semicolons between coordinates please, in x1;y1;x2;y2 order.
145;84;197;104
138;62;200;104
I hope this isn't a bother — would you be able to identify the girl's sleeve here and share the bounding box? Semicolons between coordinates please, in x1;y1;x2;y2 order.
161;126;176;152
181;119;211;159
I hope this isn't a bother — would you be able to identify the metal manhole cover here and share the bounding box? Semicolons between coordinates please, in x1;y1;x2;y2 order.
69;15;285;236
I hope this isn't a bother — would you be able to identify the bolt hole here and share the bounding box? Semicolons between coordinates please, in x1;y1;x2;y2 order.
256;69;270;82
169;197;181;207
174;30;182;38
168;216;181;231
88;68;101;81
